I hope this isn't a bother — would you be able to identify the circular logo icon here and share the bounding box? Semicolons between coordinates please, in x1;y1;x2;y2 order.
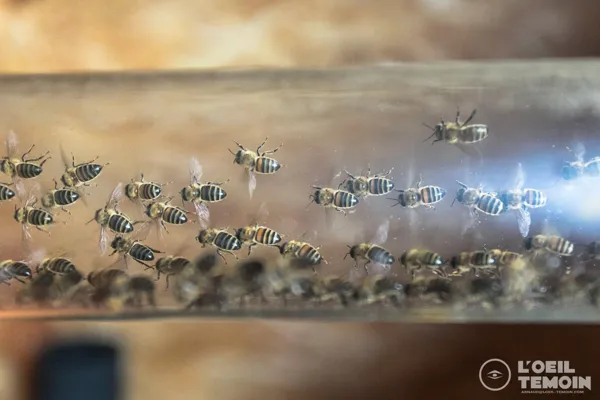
479;358;511;391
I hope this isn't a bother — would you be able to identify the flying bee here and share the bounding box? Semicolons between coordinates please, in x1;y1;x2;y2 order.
87;268;128;290
59;145;108;188
524;235;574;257
87;183;137;255
180;157;228;228
279;240;326;272
196;228;242;263
109;235;163;269
353;274;404;307
0;182;16;202
14;185;55;243
106;274;156;310
497;163;534;237
40;179;81;215
422;108;488;158
560;143;600;181
449;250;498;277
235;203;284;255
388;174;446;209
345;219;395;274
229;137;283;198
453;181;504;216
0;260;32;285
400;249;447;280
308;186;359;215
125;173;169;203
1;131;50;196
339;166;395;198
144;197;189;235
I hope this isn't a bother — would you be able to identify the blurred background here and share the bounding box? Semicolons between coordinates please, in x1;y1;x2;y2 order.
2;1;600;399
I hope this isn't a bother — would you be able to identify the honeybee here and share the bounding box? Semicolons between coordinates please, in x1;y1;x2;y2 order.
106;274;156;310
466;276;504;310
109;235;164;269
220;259;268;307
339;166;395;198
234;203;284;255
403;275;453;304
0;182;16;202
87;183;137;255
313;275;356;307
422;108;488;157
180;157;228;228
229;137;283;198
154;255;200;289
353;274;404;307
524;235;574;257
345;219;395;273
453;181;504;216
308;186;359;215
41;179;81;215
1;131;50;196
144;197;189;234
389;174;446;209
400;249;447;280
15;270;56;307
486;249;523;268
87;268;128;290
0;260;32;285
449;250;498;277
278;240;326;272
196;228;242;263
172;252;222;309
14;186;55;242
561;142;600;181
30;250;78;276
268;268;319;306
125;173;168;203
59;146;108;188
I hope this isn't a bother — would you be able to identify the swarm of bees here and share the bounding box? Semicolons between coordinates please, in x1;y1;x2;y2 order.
2;108;600;316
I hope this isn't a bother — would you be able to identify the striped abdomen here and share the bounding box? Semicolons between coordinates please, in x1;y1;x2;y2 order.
253;226;282;246
15;162;43;179
8;262;32;278
44;258;77;275
333;190;359;209
297;243;322;265
139;183;162;200
368;178;395;196
584;158;600;177
129;243;156;262
498;252;521;266
545;236;574;256
0;184;15;201
108;213;134;234
199;184;227;202
26;208;53;226
75;163;103;183
458;124;488;143
419;186;447;205
523;189;547;208
163;257;191;274
476;194;504;215
421;252;444;265
255;157;281;174
88;269;127;289
469;251;494;267
162;206;188;225
214;231;242;251
366;245;394;265
53;189;80;206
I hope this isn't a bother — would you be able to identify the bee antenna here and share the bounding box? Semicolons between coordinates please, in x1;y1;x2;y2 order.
421;122;435;131
305;195;315;210
422;131;437;143
228;148;236;156
343;245;353;260
451;197;457;207
85;217;96;225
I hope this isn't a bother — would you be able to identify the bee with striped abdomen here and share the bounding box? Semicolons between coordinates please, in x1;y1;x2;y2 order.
105;274;156;310
1;131;50;196
521;188;548;209
59;145;108;188
125;173;169;203
0;182;15;202
353;274;404;307
35;257;78;276
180;157;228;228
145;197;189;233
486;249;523;268
88;183;137;255
345;219;395;274
234;202;284;255
196;228;242;263
560;143;600;181
279;240;326;272
41;179;81;215
308;186;359;215
229;137;283;198
422;108;488;158
449;250;498;277
523;235;574;257
400;249;447;280
109;235;163;269
453;181;504;216
497;163;534;237
172;252;223;309
220;259;269;307
154;256;192;289
14;186;55;242
87;268;128;290
339;166;395;198
389;174;446;209
0;260;32;285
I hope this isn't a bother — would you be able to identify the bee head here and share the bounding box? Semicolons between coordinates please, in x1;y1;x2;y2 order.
234;228;244;240
197;229;210;244
455;187;466;204
561;164;580;181
310;189;321;205
13;206;23;223
110;236;124;249
449;256;459;269
125;182;138;199
344;245;357;260
523;236;534;251
230;149;243;165
399;251;407;267
194;252;218;274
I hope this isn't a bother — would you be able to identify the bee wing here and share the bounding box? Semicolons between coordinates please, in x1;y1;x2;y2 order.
5;130;18;158
14;180;26;201
59;143;71;169
25;182;41;206
371;219;390;245
514;162;526;190
193;201;210;229
516;208;532;238
108;182;125;207
26;248;47;268
248;169;257;199
99;226;109;256
454;143;483;164
570;141;586;163
189;157;203;185
255;201;269;223
21;223;32;250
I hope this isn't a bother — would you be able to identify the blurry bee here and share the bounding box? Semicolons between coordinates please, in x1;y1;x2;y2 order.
87;268;128;290
154;256;192;289
466;276;504;310
314;275;356;307
353;274;404;307
345;219;395;273
524;235;575;257
87;183;136;255
229;137;283;198
196;228;242;263
15;269;55;307
61;281;97;309
400;249;447;280
449;250;498;277
111;275;157;310
235;203;284;255
14;186;55;242
486;249;523;268
109;235;164;269
125;173;168;203
1;131;50;195
35;257;78;276
404;275;453;304
172;252;222;309
268;268;319;306
0;182;16;202
561;143;600;181
339;166;395;198
145;197;189;233
41;179;81;215
309;186;359;215
0;260;32;285
422;108;488;157
180;157;228;228
497;163;536;237
453;181;504;216
220;259;268;307
279;240;325;272
389;175;446;209
59;146;108;188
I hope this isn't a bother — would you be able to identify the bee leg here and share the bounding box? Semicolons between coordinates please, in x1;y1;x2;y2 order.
335;208;348;216
20;144;39;162
134;259;154;269
164;275;172;292
256;137;269;154
363;260;371;274
247;243;255;256
216;250;228;264
232;140;246;150
61;207;72;216
160;220;170;234
415;174;424;188
1;281;10;286
462;108;477;127
14;277;26;284
34;226;51;235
